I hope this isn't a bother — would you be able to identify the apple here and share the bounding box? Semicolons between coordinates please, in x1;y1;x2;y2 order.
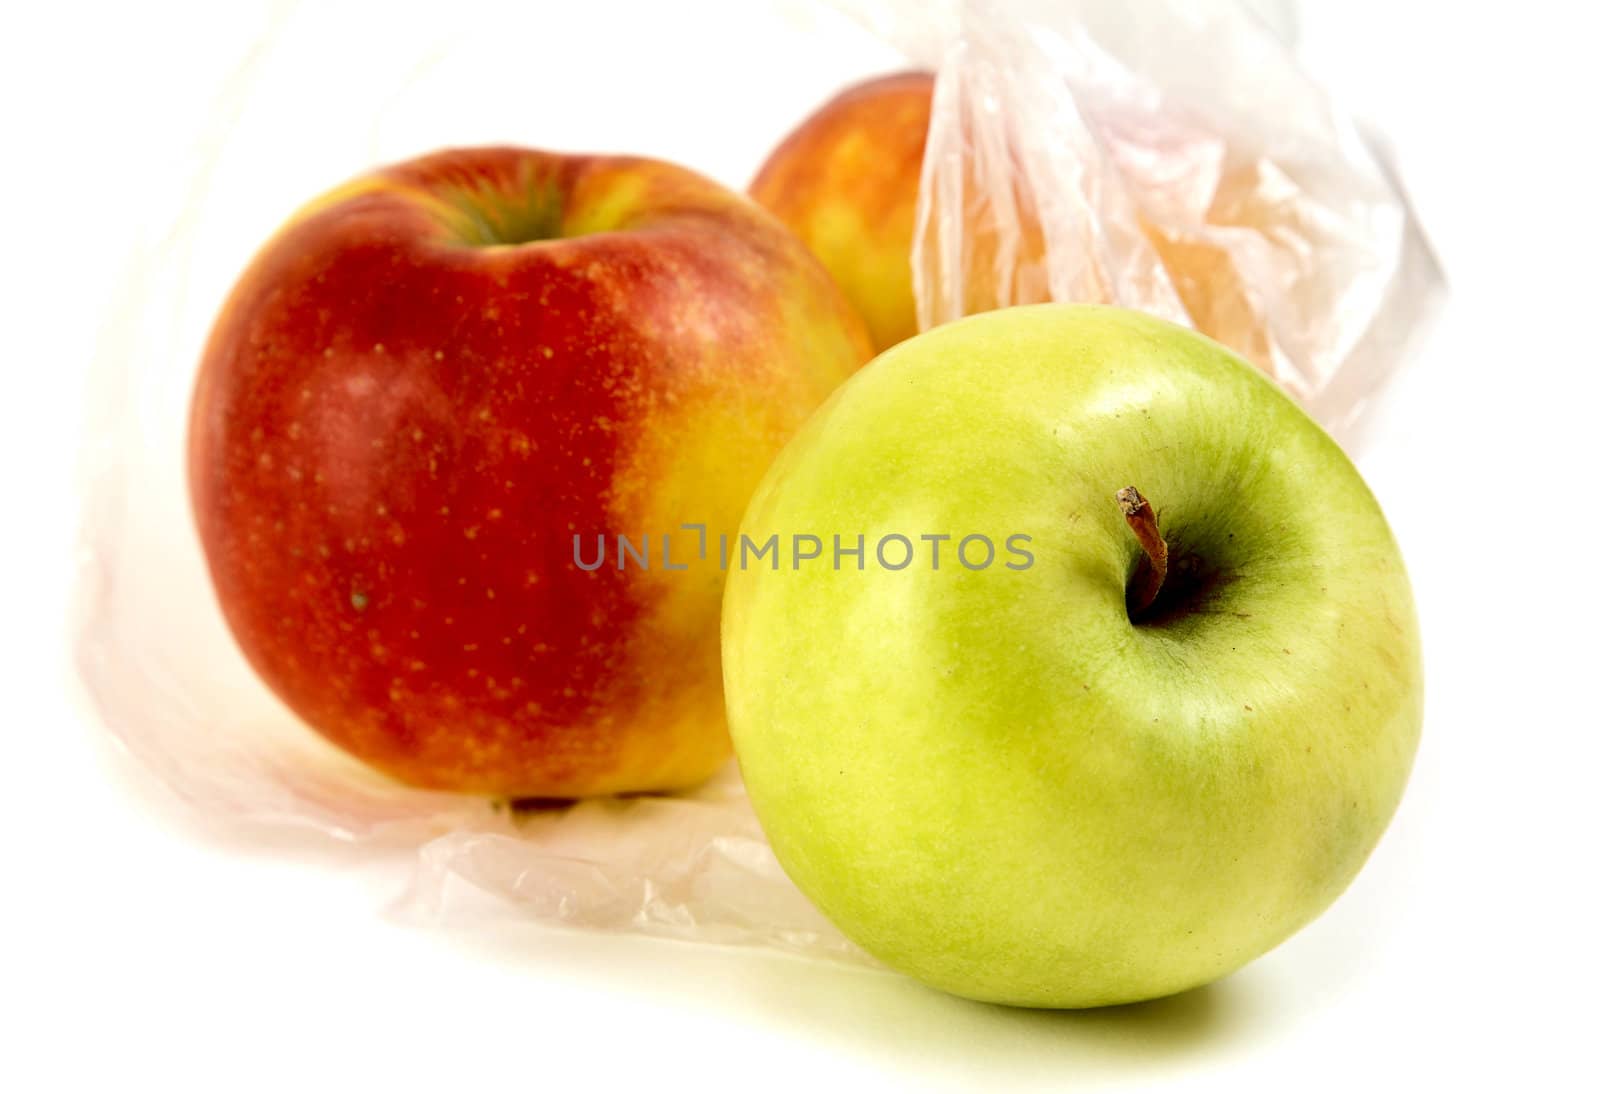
750;72;934;352
722;304;1421;1007
189;146;872;799
751;73;1273;369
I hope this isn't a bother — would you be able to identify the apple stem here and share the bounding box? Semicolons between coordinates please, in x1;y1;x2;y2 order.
1116;486;1168;616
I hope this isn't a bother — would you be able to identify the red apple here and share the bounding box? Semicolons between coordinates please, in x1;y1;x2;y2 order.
751;72;934;352
189;146;872;798
753;72;1273;369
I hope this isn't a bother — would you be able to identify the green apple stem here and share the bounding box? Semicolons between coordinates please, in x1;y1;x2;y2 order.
1116;486;1168;617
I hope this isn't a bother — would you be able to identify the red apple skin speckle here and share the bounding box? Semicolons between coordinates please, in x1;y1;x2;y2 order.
189;146;872;797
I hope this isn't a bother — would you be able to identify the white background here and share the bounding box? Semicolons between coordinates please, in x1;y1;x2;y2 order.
3;0;1597;1089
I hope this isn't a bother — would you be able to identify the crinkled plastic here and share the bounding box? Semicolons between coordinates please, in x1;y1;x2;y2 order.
878;0;1442;445
74;0;1440;963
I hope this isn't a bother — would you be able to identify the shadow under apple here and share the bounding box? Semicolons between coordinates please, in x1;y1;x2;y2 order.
426;914;1274;1087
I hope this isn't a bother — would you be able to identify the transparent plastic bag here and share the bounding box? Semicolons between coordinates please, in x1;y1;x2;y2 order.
870;0;1443;445
75;0;1440;964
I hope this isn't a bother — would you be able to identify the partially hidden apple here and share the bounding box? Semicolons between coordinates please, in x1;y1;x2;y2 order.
190;146;872;798
751;72;934;353
752;72;1273;368
722;304;1421;1007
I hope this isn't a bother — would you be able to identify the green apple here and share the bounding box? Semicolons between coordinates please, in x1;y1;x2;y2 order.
721;304;1421;1008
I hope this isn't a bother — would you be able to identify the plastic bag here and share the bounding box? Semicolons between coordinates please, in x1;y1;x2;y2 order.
75;0;1440;964
874;0;1442;445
